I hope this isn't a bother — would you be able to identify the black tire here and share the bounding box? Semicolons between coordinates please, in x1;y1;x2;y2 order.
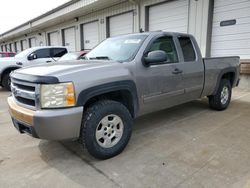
80;100;133;159
2;73;11;91
209;79;232;111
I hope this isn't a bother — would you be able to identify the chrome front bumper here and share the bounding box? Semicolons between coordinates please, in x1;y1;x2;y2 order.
8;96;83;140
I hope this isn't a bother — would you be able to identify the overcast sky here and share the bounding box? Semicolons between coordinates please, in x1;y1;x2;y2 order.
0;0;70;34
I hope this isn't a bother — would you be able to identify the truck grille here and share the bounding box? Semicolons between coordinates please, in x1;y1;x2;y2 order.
11;79;38;109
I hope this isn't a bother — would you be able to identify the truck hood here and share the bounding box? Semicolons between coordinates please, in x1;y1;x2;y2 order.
14;60;123;77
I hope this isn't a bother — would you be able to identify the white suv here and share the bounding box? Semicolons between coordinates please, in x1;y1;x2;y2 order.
0;46;68;90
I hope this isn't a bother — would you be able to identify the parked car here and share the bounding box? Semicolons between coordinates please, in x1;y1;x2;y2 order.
0;46;68;90
0;52;16;58
58;51;89;62
8;32;240;159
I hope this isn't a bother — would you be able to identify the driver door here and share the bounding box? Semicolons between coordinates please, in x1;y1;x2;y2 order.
28;48;53;66
137;35;185;114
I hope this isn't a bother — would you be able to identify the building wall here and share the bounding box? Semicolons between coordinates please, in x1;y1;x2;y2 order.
0;0;210;55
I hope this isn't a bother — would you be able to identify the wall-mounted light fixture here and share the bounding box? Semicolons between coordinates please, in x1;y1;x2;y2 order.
38;33;42;36
74;17;79;22
25;34;28;37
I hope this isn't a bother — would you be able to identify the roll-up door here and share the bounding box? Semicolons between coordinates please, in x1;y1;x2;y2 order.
211;0;250;59
108;12;134;37
11;43;15;52
29;38;37;47
16;41;21;52
48;31;60;46
63;27;76;51
148;0;189;33
21;39;28;50
9;44;12;52
82;21;99;49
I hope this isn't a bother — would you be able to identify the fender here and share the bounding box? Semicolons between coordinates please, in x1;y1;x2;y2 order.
212;67;237;95
77;80;139;117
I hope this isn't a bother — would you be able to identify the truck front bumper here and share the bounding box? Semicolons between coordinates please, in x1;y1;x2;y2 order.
8;96;83;140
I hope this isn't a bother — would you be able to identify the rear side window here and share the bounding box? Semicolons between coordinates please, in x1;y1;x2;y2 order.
52;48;67;57
178;37;196;62
34;49;50;58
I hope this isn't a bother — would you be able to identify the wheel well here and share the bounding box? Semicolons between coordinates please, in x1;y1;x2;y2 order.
221;72;235;86
1;67;19;83
84;90;135;118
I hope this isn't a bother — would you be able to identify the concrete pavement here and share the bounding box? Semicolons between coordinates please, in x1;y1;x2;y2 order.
0;88;250;188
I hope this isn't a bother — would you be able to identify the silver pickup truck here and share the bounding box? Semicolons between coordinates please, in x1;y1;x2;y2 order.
8;32;240;159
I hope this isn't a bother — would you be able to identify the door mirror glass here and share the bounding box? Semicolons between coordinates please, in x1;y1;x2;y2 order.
144;50;168;66
28;53;37;60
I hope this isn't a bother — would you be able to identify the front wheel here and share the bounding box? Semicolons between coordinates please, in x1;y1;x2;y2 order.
2;73;11;91
208;79;232;111
80;100;133;159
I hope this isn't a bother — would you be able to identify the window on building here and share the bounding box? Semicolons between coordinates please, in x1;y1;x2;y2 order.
178;37;196;62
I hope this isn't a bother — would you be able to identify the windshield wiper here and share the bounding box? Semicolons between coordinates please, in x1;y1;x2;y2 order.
89;56;112;60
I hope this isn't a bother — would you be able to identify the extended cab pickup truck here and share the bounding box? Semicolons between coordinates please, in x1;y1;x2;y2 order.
0;46;68;91
8;32;240;159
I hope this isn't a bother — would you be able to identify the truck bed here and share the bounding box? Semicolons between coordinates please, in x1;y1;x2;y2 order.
202;56;240;97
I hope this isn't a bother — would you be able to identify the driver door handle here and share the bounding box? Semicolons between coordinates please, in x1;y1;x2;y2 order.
172;68;183;74
46;60;52;63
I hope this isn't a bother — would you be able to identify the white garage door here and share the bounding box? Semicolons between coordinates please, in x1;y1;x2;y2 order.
63;27;76;51
21;40;28;50
29;38;36;47
16;41;21;52
211;0;250;59
109;12;134;37
148;0;189;33
9;44;12;52
48;31;60;46
82;21;99;50
11;43;15;52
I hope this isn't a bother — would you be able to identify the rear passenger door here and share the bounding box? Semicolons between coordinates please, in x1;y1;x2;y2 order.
177;36;204;100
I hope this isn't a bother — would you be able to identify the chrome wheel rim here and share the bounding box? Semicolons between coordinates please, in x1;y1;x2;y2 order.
221;86;229;105
95;114;124;148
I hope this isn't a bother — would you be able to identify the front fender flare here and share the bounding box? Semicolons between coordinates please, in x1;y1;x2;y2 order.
77;80;139;117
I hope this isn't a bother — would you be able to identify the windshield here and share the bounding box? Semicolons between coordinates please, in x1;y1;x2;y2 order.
85;34;148;62
15;48;34;58
58;52;81;61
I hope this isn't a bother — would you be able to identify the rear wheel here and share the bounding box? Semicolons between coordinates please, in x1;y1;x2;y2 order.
80;100;133;159
209;79;232;111
2;73;11;91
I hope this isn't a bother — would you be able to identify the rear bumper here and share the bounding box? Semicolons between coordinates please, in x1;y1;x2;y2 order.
8;96;83;140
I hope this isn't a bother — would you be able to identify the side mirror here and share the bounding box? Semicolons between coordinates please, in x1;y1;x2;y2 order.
143;50;168;66
28;53;37;60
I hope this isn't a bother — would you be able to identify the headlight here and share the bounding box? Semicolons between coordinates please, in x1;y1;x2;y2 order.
40;82;76;108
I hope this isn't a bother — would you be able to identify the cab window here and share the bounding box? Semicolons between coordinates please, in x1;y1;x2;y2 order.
178;37;196;62
34;49;50;58
52;48;67;57
148;36;178;63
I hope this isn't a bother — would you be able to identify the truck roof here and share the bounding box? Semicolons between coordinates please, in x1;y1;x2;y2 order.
113;31;192;38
